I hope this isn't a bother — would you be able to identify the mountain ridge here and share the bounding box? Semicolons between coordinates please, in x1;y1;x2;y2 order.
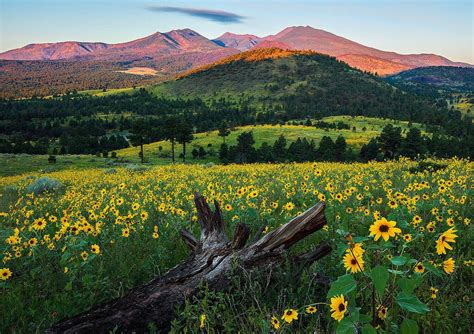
2;26;471;75
214;26;471;75
0;28;234;61
1;26;472;98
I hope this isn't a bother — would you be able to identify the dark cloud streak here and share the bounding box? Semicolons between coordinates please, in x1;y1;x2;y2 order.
147;6;245;24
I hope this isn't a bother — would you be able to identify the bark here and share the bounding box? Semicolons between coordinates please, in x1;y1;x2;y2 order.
182;142;186;163
171;140;175;163
47;192;331;333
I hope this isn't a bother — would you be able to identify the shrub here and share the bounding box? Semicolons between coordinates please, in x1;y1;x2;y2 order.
25;177;63;196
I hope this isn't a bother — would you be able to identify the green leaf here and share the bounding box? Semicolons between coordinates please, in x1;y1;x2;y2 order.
64;281;72;291
381;241;396;248
337;242;348;256
390;256;408;266
359;314;372;323
424;262;443;277
336;229;348;236
336;318;356;334
350;308;360;322
362;324;377;334
396;292;430;314
369;265;389;296
401;319;419;334
353;236;369;243
398;276;423;294
327;274;357;298
388;269;404;275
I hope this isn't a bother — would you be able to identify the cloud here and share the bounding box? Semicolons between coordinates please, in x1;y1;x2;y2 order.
147;6;245;24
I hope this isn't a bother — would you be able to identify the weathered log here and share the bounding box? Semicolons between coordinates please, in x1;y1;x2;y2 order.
46;192;331;333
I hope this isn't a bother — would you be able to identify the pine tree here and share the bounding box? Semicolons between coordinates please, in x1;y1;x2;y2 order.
176;121;194;163
218;121;231;144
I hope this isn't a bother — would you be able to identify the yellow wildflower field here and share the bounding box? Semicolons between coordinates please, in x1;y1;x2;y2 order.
0;158;472;332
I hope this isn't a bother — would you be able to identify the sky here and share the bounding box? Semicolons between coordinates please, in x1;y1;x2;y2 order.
0;0;472;63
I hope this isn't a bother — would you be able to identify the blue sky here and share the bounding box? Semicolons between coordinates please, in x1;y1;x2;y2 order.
1;0;472;63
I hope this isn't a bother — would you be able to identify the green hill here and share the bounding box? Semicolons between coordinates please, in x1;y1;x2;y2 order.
148;48;447;124
387;66;474;93
151;48;386;100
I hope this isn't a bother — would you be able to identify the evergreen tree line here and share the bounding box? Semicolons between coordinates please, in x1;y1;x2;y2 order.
218;131;354;164
360;125;473;161
0;88;472;157
217;124;473;165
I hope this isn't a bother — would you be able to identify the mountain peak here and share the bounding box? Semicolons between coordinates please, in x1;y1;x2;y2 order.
212;32;261;51
0;26;470;76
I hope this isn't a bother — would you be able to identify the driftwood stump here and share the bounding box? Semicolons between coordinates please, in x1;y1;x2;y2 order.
47;192;331;333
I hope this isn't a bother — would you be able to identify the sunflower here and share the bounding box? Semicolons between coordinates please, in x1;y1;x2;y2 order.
91;244;100;254
116;198;124;206
122;228;130;237
436;228;457;255
248;190;258;198
443;258;455;274
377;305;388;320
132;203;140;211
414;262;425;273
28;238;38;247
32;218;47;230
430;287;438;299
350;243;365;257
152;232;159;239
0;268;12;281
343;252;364;273
388;200;398;209
403;234;412;242
225;204;232;211
271;316;281;329
80;251;88;261
427;222;436;233
369;218;401;241
446;218;454;226
284;202;294;211
330;295;347;322
140;211;148;220
281;309;298;324
306;306;317;314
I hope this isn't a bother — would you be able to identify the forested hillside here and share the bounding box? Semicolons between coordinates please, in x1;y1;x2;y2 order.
0;49;471;159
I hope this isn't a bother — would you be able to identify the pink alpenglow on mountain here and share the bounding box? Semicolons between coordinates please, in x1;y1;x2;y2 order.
0;26;471;75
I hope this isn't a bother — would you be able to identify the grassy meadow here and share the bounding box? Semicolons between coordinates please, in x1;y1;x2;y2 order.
117;116;424;164
0;158;472;332
0;116;425;177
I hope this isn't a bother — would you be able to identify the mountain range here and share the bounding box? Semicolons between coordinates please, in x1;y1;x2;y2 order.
2;26;470;74
0;26;471;98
